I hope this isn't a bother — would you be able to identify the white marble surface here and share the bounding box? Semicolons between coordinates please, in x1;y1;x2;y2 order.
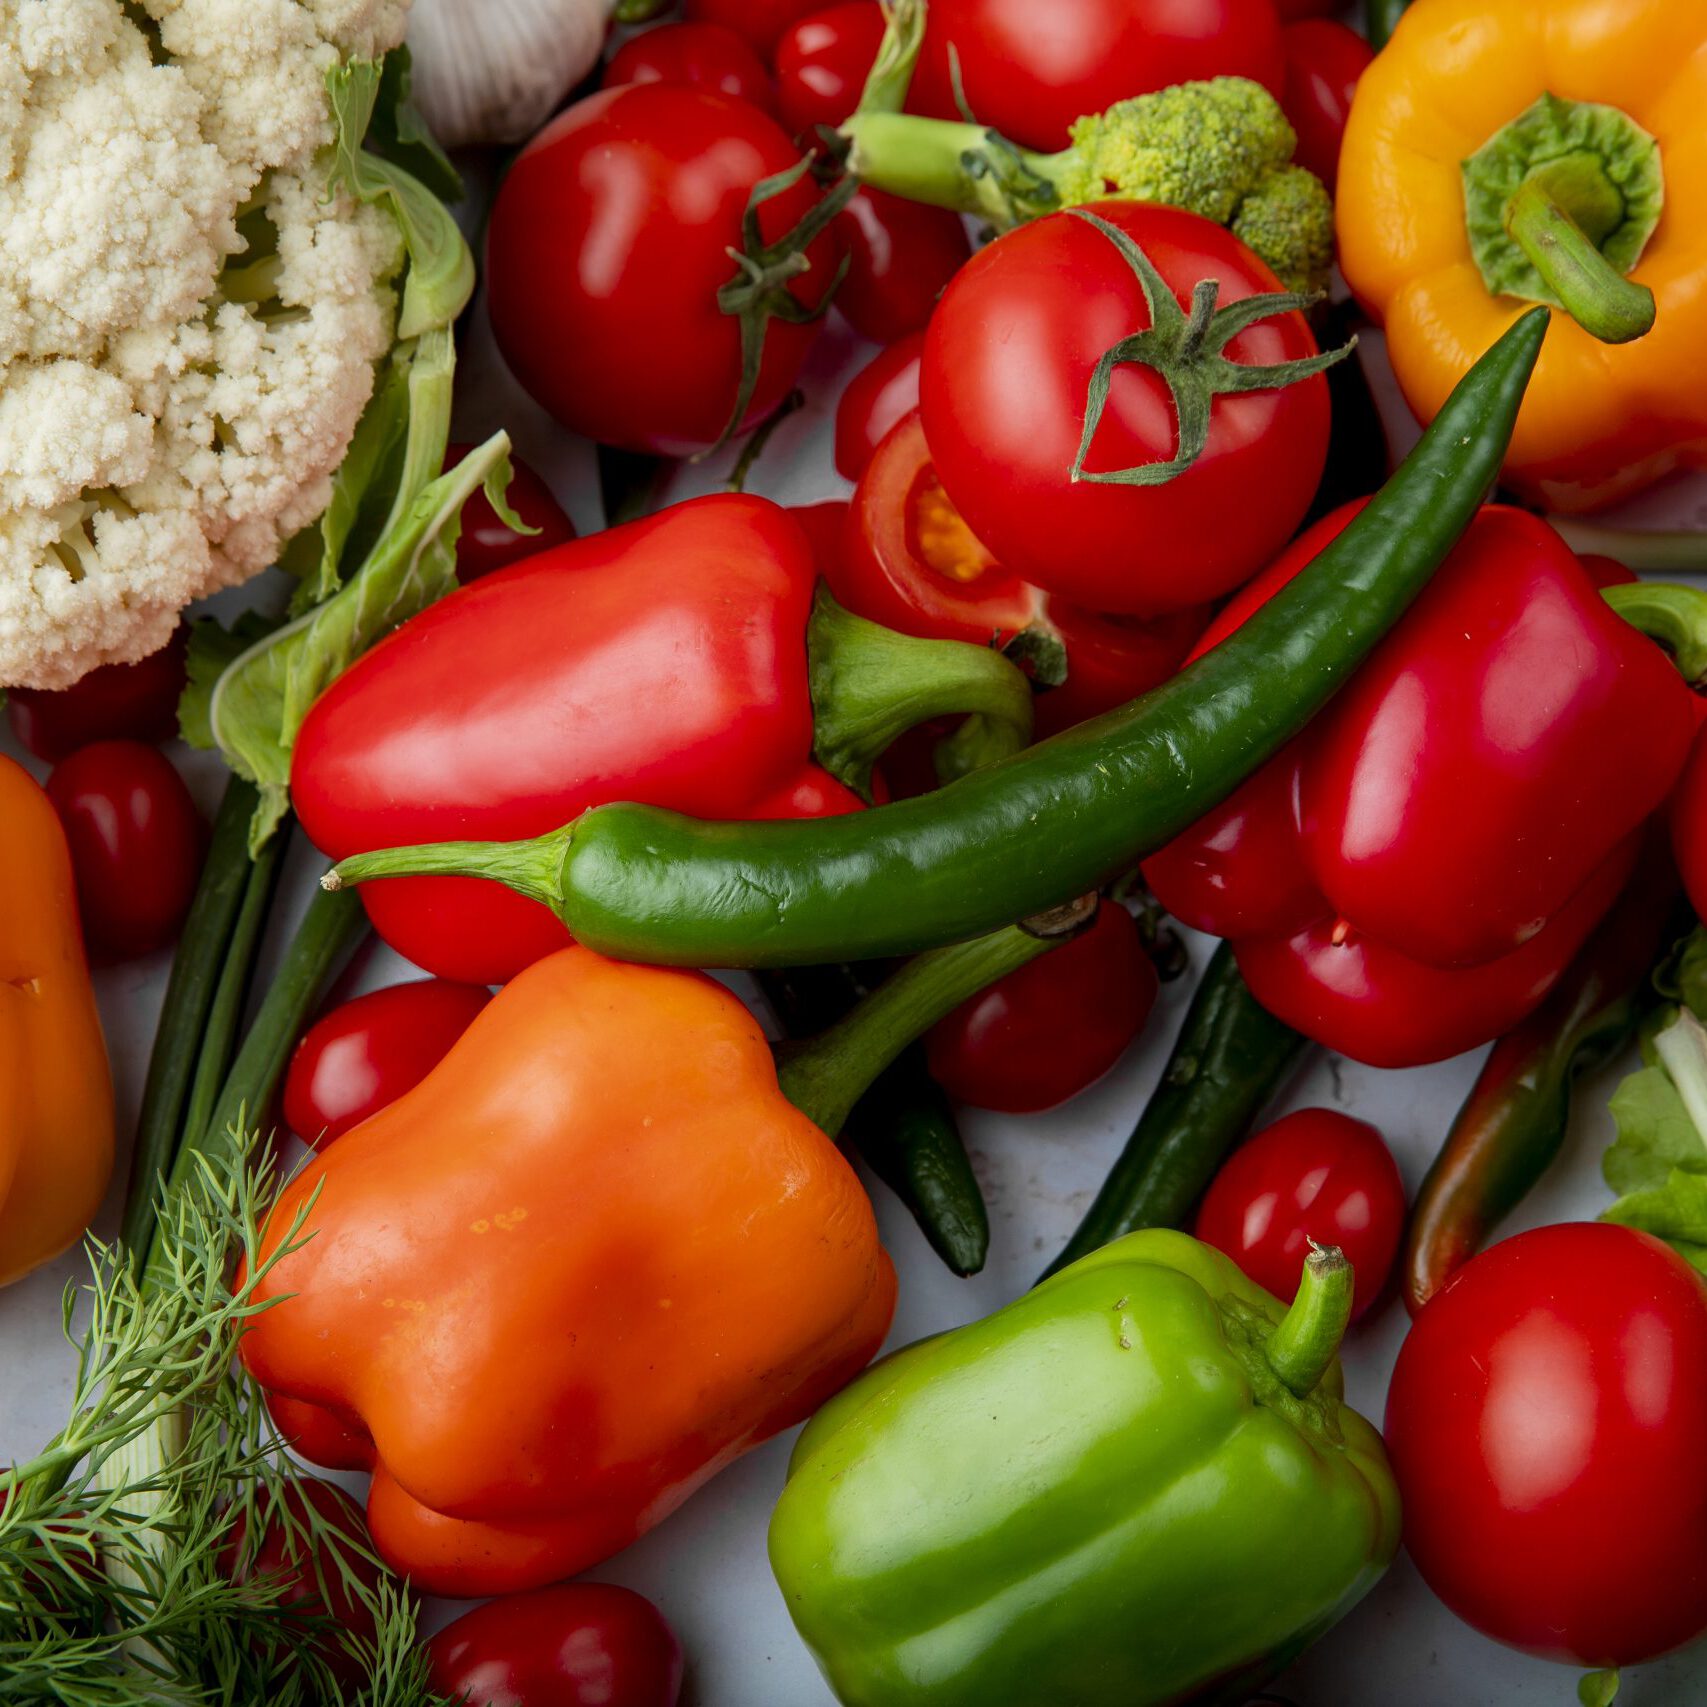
6;297;1707;1707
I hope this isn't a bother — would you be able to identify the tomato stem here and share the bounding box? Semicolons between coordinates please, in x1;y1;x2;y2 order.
1265;1243;1353;1398
775;896;1096;1136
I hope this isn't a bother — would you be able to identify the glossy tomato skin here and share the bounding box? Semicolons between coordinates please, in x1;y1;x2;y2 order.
836;188;971;345
486;84;842;456
46;741;204;963
1195;1108;1405;1320
911;0;1285;150
222;1481;382;1682
1032;601;1205;736
776;2;884;134
684;0;823;55
1279;19;1372;190
282;979;493;1148
427;1584;684;1707
922;202;1331;617
1386;1223;1707;1666
447;444;575;583
926;904;1159;1112
8;628;187;760
834;334;924;481
603;22;778;116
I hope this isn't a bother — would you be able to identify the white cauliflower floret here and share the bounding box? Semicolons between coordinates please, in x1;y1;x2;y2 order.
0;0;412;690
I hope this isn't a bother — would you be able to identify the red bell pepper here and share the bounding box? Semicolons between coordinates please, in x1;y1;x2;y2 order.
291;494;1032;984
1145;503;1696;1068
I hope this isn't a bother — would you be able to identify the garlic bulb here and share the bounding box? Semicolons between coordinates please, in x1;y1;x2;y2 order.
406;0;614;149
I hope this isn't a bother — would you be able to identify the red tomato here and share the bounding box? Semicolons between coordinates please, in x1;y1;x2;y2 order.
282;979;493;1147
427;1583;684;1707
835;188;970;345
486;84;843;456
1279;19;1372;190
1031;603;1205;736
603;21;778;116
684;0;824;55
787;499;852;575
775;2;884;133
1386;1223;1707;1666
835;334;924;481
222;1480;383;1683
921;202;1331;617
447;443;575;582
926;904;1158;1113
911;0;1285;151
7;628;187;761
1577;551;1638;590
46;741;204;963
1194;1108;1405;1320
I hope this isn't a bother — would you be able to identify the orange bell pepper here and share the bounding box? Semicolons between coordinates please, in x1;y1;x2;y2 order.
0;756;114;1288
1337;0;1707;511
239;946;903;1596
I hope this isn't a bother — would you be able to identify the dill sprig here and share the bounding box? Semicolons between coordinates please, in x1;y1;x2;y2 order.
0;1130;448;1707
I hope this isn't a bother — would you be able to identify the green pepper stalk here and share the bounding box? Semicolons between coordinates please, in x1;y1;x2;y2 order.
832;0;1334;291
1042;942;1308;1282
1602;581;1707;686
1404;862;1682;1317
762;962;990;1277
325;309;1551;971
1462;93;1660;344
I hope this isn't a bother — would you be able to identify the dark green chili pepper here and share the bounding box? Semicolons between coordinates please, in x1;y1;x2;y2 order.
761;963;990;1276
1403;864;1683;1316
1040;943;1307;1281
1365;0;1411;51
327;308;1550;970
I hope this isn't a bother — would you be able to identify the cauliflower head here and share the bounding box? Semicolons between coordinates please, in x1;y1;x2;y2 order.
0;0;411;689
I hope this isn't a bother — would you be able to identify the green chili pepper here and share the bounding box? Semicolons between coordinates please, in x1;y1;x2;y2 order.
770;1234;1400;1707
1365;0;1410;50
1403;864;1682;1315
762;964;990;1277
327;308;1550;969
1042;942;1307;1281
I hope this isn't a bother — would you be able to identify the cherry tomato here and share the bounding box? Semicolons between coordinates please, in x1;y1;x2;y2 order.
910;0;1285;151
787;499;852;576
775;2;884;133
1386;1223;1707;1667
926;904;1159;1113
222;1480;383;1683
921;202;1331;617
1031;603;1205;737
835;187;970;345
1278;19;1372;190
7;628;188;761
684;0;824;55
835;334;924;481
427;1583;684;1707
282;979;493;1147
1194;1108;1405;1320
487;84;843;456
447;444;575;583
46;741;204;963
603;21;778;116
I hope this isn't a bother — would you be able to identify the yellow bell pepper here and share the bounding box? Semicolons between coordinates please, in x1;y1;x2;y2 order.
1337;0;1707;512
0;756;114;1288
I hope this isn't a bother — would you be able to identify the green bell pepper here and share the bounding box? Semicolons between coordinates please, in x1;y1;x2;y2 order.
769;1230;1400;1707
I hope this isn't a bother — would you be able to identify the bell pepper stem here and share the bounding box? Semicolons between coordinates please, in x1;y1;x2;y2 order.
1504;178;1655;345
1264;1244;1354;1398
808;586;1035;801
1602;581;1707;687
776;895;1097;1136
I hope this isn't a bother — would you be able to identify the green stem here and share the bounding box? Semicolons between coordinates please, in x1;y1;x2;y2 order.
776;898;1094;1136
121;779;261;1260
1602;581;1707;686
808;587;1034;800
143;883;368;1284
1504;179;1655;344
325;826;570;903
726;389;805;494
1264;1244;1353;1398
853;0;926;116
1552;520;1707;574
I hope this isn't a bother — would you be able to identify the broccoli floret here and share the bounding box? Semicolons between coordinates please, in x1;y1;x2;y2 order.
1048;77;1331;293
1052;78;1296;222
1229;163;1337;295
